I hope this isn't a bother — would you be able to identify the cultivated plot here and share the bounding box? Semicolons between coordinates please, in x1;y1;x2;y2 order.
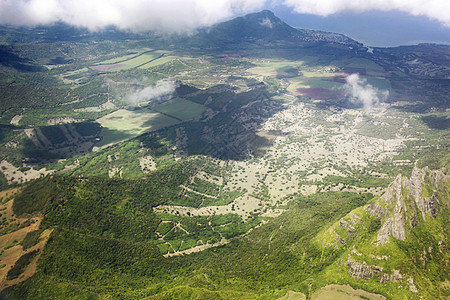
152;98;205;121
90;50;168;72
96;108;180;147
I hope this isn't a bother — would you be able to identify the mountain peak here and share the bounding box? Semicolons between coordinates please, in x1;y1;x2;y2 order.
241;9;283;28
250;9;276;19
201;9;298;45
191;9;361;50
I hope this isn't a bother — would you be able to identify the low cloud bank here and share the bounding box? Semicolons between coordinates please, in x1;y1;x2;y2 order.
343;73;389;111
0;0;448;32
0;0;266;33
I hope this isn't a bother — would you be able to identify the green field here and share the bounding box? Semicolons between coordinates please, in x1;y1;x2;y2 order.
153;98;205;121
138;55;177;69
332;57;385;71
96;108;180;147
363;75;393;92
91;50;168;72
247;60;303;76
288;77;343;90
301;70;338;78
95;52;141;65
115;52;164;70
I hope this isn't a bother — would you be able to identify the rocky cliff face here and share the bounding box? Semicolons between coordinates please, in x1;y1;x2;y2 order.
319;167;449;298
366;167;447;245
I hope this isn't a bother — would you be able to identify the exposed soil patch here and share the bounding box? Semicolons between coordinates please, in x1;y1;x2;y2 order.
311;284;386;300
0;160;52;185
0;191;53;290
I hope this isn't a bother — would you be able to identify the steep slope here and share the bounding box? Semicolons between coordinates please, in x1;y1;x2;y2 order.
315;167;449;299
190;10;363;50
203;10;300;44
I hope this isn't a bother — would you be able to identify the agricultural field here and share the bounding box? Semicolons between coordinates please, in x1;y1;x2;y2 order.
246;59;304;76
310;284;386;300
138;55;178;69
96;108;180;147
152;97;205;121
91;50;168;72
0;9;448;300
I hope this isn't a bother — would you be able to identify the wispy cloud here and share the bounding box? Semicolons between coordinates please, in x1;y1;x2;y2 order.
283;0;450;27
259;17;273;28
126;80;176;105
343;73;389;112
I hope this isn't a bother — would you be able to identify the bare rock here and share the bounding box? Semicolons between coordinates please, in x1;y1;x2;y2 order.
391;269;403;282
347;259;383;280
339;218;356;235
348;212;361;225
366;202;385;219
376;204;406;245
410;167;445;220
407;277;418;293
368;167;448;245
378;273;390;283
347;260;373;280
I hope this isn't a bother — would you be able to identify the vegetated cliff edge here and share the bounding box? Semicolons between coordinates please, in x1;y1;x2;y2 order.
315;167;449;299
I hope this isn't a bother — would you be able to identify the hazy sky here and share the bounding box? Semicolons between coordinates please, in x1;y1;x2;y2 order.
270;6;450;46
0;0;449;46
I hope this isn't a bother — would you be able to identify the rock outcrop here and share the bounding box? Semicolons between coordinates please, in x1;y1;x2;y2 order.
347;259;383;280
341;167;448;294
312;167;448;298
366;167;448;245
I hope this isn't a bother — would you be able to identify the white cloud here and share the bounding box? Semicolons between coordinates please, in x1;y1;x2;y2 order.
282;0;450;27
0;0;267;32
343;73;389;112
126;80;176;105
0;0;449;32
259;17;273;28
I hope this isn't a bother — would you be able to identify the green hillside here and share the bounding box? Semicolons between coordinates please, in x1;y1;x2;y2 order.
0;9;449;299
2;165;448;299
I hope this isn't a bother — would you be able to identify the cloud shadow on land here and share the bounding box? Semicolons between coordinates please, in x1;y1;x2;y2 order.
20;122;104;164
138;83;285;161
421;115;450;130
0;46;45;72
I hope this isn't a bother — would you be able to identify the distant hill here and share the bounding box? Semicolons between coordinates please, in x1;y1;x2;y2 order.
202;10;300;43
190;10;363;50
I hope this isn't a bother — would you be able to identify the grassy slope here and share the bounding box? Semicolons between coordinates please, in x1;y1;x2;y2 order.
4;167;449;299
2;173;374;299
310;171;450;299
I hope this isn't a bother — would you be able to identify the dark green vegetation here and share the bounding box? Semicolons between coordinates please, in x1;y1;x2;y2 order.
6;250;39;280
13;177;56;216
21;229;44;251
5;169;446;299
3;174;372;298
0;9;449;300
